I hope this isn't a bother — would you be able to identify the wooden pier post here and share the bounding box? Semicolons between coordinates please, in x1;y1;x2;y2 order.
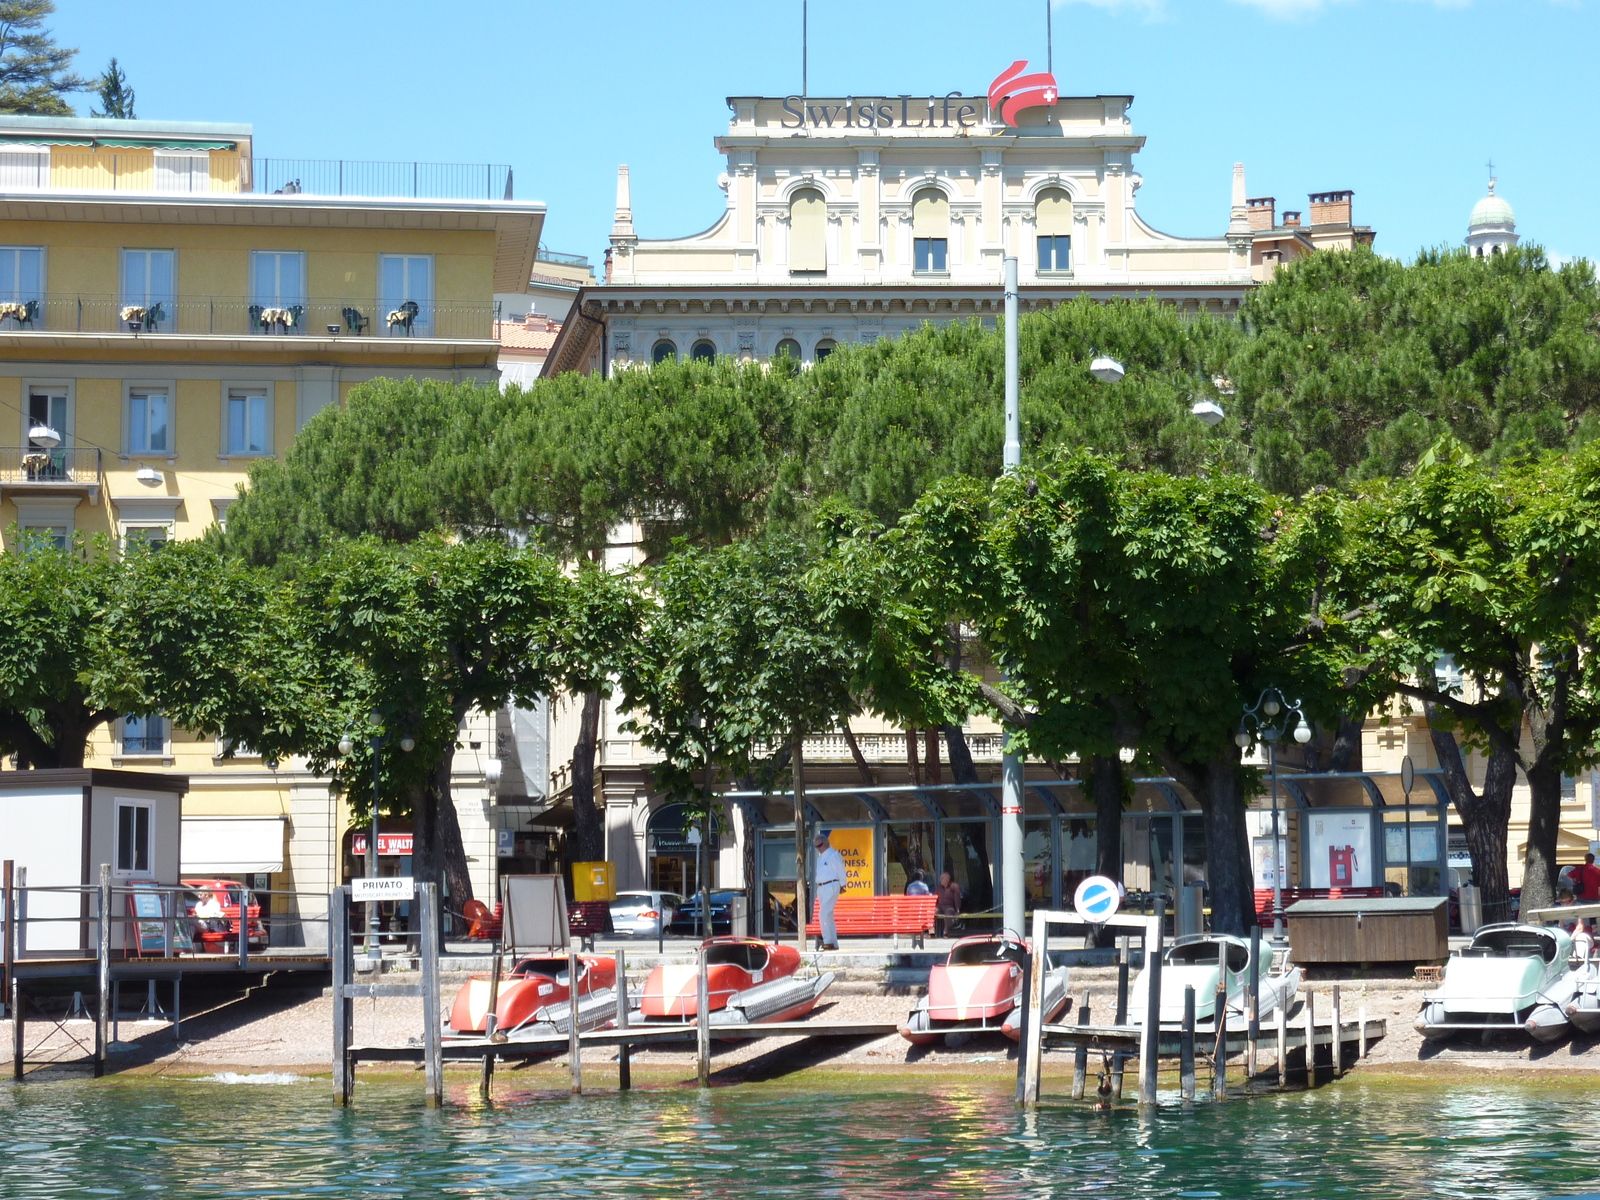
1071;993;1090;1100
1331;985;1343;1079
331;887;353;1106
1180;986;1196;1102
1138;899;1164;1108
1275;998;1287;1089
1212;979;1227;1101
1247;924;1261;1079
1358;1004;1368;1059
95;863;110;1078
419;883;443;1107
696;944;711;1088
1303;989;1316;1084
1111;940;1129;1099
568;939;583;1095
9;971;20;1080
1020;910;1047;1107
2;860;12;1022
616;947;631;1091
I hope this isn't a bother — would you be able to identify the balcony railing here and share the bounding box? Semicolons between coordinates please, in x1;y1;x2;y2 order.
536;249;590;268
754;731;1007;763
0;151;513;201
0;295;497;340
0;445;101;489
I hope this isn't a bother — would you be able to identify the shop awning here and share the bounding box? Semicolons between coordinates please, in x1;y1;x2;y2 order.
181;816;285;874
0;135;236;149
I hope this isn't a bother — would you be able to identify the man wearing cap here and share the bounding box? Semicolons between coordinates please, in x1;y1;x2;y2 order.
814;830;846;951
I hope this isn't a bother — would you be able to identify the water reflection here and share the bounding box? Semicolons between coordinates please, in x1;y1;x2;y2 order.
0;1077;1596;1198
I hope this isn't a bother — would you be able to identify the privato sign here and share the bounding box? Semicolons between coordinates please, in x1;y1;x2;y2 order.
353;876;414;902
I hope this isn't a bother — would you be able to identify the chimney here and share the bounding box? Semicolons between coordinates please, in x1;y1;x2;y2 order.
603;246;614;284
610;164;635;241
1229;163;1249;234
1282;210;1301;228
1246;196;1276;231
1308;190;1352;227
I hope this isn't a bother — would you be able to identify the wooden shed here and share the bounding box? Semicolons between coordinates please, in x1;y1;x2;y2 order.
1285;896;1448;965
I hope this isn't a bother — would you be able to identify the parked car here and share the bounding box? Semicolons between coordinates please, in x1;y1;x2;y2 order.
181;879;266;952
609;890;683;937
669;890;743;937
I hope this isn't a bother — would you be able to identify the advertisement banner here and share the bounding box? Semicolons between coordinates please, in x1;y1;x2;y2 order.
1308;812;1373;888
828;827;875;896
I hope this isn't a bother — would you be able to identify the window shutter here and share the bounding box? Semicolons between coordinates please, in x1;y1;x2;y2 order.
788;189;827;271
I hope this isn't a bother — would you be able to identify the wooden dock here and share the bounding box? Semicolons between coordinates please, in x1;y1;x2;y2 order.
1041;1017;1387;1057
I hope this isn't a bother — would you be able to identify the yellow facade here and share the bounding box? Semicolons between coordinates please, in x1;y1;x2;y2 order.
0;114;543;942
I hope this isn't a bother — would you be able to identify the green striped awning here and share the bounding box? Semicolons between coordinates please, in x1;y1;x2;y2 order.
0;135;235;150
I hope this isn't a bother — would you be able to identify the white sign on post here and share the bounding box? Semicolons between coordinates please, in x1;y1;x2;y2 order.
352;876;414;902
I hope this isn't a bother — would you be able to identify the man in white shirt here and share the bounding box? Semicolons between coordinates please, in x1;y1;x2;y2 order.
813;831;846;951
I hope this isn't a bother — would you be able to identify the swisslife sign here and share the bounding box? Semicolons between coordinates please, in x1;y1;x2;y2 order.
776;61;1060;132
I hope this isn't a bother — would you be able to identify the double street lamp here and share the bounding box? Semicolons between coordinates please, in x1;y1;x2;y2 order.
1236;687;1312;940
339;716;414;964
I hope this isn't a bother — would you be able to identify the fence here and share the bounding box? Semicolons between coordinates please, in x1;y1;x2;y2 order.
0;294;496;340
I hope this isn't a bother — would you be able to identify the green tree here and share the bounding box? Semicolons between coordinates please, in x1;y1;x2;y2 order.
1332;441;1600;915
0;1;82;115
89;56;133;119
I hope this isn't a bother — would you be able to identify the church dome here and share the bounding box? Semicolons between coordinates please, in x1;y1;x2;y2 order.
1470;185;1514;230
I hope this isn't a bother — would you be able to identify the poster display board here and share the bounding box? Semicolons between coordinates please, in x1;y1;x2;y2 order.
828;827;875;896
1308;812;1374;888
501;874;569;950
1385;823;1439;866
1252;836;1289;889
127;885;192;956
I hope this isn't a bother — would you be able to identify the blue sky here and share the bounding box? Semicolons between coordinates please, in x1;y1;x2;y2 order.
54;0;1599;269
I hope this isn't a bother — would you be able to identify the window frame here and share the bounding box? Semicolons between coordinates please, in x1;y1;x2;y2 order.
378;252;434;337
153;150;210;194
120;249;177;333
114;799;153;877
0;244;45;320
250;251;307;331
773;338;801;361
119;714;169;759
787;187;829;274
21;377;72;446
221;382;275;458
913;237;948;274
813;338;837;362
1036;235;1072;273
690;339;717;363
13;495;79;552
651;339;677;364
123;380;176;458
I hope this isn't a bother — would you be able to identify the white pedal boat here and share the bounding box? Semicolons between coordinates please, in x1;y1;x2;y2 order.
1417;923;1574;1042
1130;934;1301;1030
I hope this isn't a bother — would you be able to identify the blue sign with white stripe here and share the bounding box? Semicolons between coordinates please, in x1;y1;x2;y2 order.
1073;875;1122;923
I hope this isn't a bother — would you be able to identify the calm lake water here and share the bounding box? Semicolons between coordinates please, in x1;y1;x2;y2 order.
1;1075;1597;1199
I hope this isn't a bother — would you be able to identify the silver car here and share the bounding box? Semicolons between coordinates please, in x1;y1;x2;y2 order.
610;890;683;937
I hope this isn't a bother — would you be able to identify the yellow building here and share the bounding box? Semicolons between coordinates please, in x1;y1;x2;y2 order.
0;114;544;946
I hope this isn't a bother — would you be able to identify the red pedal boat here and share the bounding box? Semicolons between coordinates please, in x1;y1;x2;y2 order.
899;934;1071;1046
637;936;833;1025
448;954;617;1036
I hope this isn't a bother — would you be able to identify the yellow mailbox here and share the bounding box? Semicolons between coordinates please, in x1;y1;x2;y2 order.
571;861;617;902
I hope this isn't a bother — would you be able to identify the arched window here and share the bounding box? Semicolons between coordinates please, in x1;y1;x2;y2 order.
814;338;837;362
652;339;677;364
774;338;801;360
1035;187;1073;272
789;187;827;273
691;339;716;362
912;187;949;273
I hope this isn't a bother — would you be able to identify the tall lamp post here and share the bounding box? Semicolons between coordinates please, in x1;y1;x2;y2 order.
340;716;414;966
998;255;1124;939
1236;687;1312;941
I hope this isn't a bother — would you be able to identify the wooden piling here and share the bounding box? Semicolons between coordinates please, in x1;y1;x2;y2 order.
1331;985;1343;1078
1180;986;1196;1102
1247;924;1261;1079
615;947;631;1091
419;883;443;1107
1071;993;1090;1100
568;940;583;1095
1112;940;1129;1099
1358;1004;1368;1059
1212;979;1227;1100
95;863;110;1078
1020;911;1047;1106
696;944;711;1088
1303;989;1316;1083
331;886;353;1106
1138;900;1164;1107
1276;999;1287;1089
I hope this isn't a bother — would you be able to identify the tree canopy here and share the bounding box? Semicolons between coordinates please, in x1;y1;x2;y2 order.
0;1;81;115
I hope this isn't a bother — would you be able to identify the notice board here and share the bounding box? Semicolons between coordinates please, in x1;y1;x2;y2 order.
828;827;875;896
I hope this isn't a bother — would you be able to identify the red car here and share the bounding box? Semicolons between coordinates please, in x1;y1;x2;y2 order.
181;879;266;953
448;955;617;1035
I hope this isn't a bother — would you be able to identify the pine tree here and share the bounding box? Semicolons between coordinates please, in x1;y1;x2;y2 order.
90;56;133;119
0;1;84;116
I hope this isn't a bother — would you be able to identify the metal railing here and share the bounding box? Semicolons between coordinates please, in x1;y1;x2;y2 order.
0;445;100;488
753;731;1007;762
0;294;496;340
536;248;590;268
1;151;513;201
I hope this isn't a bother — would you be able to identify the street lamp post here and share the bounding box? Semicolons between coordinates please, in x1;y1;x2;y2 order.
1237;687;1312;941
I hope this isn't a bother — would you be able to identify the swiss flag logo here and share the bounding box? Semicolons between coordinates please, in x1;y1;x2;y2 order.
989;61;1060;127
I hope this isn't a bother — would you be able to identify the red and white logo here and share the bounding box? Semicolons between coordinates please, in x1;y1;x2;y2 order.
988;60;1059;128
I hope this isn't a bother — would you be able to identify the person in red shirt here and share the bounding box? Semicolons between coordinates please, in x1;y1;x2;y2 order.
1572;853;1600;903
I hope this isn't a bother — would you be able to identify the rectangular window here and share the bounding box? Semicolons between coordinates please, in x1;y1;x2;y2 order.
913;238;947;273
19;523;68;551
122;525;169;549
0;247;42;325
116;801;152;874
121;249;175;332
154;151;209;194
226;388;270;455
122;714;167;755
251;251;305;332
379;254;432;336
0;147;48;189
127;387;171;454
1037;235;1072;272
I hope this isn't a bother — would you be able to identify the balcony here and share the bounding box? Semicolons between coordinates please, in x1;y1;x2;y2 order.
0;150;513;201
0;295;497;341
0;446;102;502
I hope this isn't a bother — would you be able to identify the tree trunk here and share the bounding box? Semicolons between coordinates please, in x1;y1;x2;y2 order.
841;725;874;785
410;745;474;921
1089;754;1124;883
1425;705;1516;925
905;728;920;786
942;725;980;785
1164;743;1253;936
924;728;941;784
1521;762;1563;915
3;702;108;769
1305;714;1364;774
570;689;605;863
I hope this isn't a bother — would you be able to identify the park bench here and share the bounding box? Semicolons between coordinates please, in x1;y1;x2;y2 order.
1253;886;1384;927
805;894;938;948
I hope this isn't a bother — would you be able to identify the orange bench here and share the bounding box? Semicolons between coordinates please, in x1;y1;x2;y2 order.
1254;886;1384;927
805;895;938;948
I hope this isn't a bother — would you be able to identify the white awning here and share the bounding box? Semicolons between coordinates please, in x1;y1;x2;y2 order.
181;816;285;874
